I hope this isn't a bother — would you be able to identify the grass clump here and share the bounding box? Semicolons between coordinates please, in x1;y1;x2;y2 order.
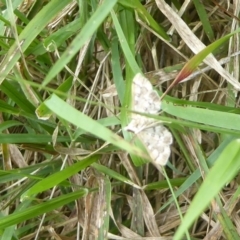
0;0;240;239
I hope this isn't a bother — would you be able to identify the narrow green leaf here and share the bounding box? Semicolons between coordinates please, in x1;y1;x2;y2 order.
42;0;118;86
43;94;147;158
192;0;215;41
0;134;74;144
36;77;73;120
0;0;72;84
172;28;240;85
0;80;35;114
174;139;240;240
111;10;141;74
92;163;140;189
0;189;88;230
21;155;98;200
0;121;23;132
162;101;240;131
118;0;170;41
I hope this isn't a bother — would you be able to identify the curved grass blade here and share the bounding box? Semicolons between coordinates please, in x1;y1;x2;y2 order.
118;0;170;41
0;0;72;84
174;139;240;240
163;28;240;96
42;0;117;86
21;155;98;200
0;189;88;230
43;94;147;159
162;101;240;131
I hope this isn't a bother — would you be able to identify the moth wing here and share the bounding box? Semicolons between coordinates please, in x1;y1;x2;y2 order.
138;125;172;166
132;73;161;114
125;73;161;133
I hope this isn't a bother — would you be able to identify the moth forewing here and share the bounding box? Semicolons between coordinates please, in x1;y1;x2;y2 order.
125;73;173;166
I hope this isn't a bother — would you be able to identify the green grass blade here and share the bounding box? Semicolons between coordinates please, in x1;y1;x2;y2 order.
171;28;240;86
0;0;72;84
174;139;240;240
43;94;147;158
192;0;215;41
118;0;170;41
0;134;73;144
92;163;140;189
0;189;88;230
111;10;141;74
21;155;98;200
42;0;117;86
162;101;240;131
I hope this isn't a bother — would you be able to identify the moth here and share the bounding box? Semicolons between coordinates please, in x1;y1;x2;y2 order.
125;73;172;166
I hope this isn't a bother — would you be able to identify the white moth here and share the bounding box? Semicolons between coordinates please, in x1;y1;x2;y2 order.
125;73;172;166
